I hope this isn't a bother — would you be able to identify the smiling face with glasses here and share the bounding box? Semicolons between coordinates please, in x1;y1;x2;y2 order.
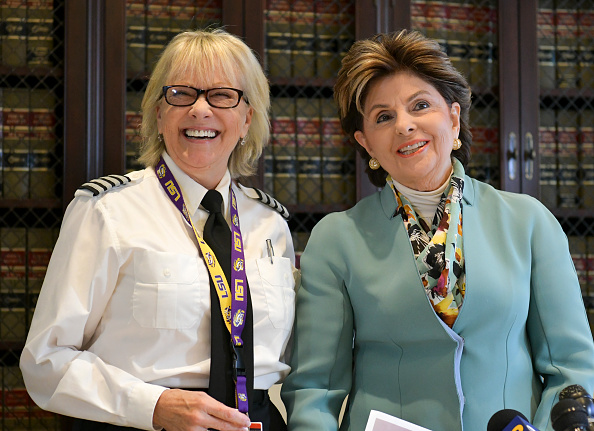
156;77;253;189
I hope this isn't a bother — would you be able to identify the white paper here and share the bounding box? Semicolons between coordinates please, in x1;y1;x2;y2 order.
365;410;433;431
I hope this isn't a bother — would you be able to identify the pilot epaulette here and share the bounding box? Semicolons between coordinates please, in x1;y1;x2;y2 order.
75;174;132;198
241;185;290;220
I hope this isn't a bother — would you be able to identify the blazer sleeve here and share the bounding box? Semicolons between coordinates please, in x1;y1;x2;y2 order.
281;213;354;431
526;202;594;430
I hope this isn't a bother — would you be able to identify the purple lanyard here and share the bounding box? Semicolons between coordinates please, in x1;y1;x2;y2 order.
155;156;250;413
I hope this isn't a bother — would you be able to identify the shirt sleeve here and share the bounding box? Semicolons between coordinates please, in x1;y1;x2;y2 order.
19;197;167;430
281;214;353;431
527;203;594;430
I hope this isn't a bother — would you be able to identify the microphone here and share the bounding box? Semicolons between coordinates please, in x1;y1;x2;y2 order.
559;385;594;420
487;409;540;431
555;385;594;431
551;398;589;431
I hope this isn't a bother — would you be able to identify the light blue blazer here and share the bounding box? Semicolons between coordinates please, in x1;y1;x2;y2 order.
281;176;594;431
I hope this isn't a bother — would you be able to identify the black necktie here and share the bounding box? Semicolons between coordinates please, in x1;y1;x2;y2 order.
201;190;254;411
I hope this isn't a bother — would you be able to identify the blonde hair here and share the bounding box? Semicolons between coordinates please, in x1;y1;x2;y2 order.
139;28;270;179
334;29;472;187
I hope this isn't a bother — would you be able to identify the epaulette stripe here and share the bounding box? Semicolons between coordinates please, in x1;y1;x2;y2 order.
254;188;267;203
98;177;118;187
248;187;290;220
89;179;109;190
106;174;131;184
79;184;103;196
75;174;132;197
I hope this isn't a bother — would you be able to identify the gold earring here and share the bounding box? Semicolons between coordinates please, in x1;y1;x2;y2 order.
369;158;380;170
453;138;462;150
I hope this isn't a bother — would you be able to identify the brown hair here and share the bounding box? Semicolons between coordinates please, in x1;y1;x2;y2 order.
334;29;473;187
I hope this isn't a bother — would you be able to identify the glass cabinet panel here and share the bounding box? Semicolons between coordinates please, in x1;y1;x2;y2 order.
410;0;500;189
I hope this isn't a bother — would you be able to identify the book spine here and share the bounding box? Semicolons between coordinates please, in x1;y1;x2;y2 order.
468;104;499;187
314;0;354;80
0;0;27;67
556;7;579;89
266;7;292;78
2;89;30;199
291;1;315;78
468;4;498;89
580;108;594;208
29;89;57;199
296;97;321;205
145;0;170;71
125;92;143;172
538;0;556;89
447;1;471;82
25;0;54;67
27;227;56;296
539;108;558;208
126;0;147;74
578;9;594;89
0;227;27;343
321;99;344;204
557;110;579;208
270;97;297;205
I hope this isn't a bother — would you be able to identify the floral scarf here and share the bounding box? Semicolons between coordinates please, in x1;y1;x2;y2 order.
389;158;466;328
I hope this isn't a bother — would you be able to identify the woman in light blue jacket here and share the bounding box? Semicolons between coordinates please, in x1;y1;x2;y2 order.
281;30;594;431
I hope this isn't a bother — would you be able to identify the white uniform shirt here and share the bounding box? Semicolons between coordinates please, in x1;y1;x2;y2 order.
19;154;297;430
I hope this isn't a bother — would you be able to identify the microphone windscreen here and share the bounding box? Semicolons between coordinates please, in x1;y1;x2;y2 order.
487;409;528;431
559;384;594;417
560;385;589;400
551;398;589;431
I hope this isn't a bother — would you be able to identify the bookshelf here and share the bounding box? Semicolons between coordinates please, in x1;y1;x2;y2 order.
1;1;593;430
0;0;64;428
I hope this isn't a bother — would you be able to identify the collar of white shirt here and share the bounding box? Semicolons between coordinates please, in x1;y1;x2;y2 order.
161;151;231;229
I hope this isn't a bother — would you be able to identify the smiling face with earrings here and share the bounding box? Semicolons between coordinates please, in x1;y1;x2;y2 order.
354;70;461;192
156;64;253;189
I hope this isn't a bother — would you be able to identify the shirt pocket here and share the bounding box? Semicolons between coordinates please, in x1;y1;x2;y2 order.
133;250;200;329
256;257;295;330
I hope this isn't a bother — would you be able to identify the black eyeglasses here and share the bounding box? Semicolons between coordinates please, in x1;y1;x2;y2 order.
161;85;246;109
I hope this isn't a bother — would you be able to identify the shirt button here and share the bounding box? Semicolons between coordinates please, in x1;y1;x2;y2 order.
163;268;171;277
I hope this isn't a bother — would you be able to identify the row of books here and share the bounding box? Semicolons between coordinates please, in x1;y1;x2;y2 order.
125;93;144;173
1;226;56;343
263;97;356;206
0;88;59;200
467;104;500;188
265;0;355;79
0;0;55;68
539;108;594;210
126;0;222;73
1;365;59;429
538;3;594;90
411;1;499;89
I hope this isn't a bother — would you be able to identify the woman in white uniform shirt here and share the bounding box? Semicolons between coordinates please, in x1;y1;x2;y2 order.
20;28;297;431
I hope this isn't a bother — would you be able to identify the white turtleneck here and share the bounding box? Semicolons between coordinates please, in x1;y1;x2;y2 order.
389;167;453;226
